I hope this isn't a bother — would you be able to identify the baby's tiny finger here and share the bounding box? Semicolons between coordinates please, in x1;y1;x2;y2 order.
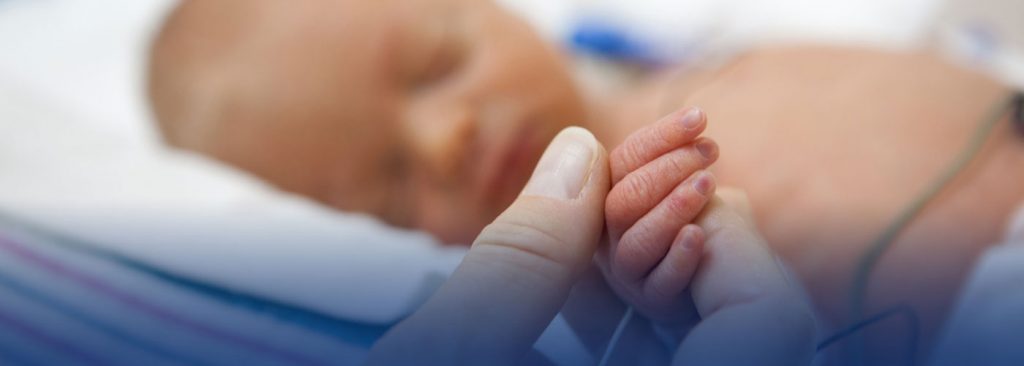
610;107;707;183
643;225;705;313
612;171;716;282
606;139;718;234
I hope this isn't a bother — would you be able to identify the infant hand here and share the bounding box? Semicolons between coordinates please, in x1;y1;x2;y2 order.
600;107;718;323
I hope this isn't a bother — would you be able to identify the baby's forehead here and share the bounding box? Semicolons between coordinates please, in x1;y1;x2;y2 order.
153;0;476;136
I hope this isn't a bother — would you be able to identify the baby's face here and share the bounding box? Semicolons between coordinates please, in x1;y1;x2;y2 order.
152;0;585;244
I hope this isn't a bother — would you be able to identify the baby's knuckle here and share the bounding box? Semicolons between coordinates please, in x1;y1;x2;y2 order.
617;230;658;267
620;139;649;168
607;176;653;224
622;171;656;202
664;189;701;217
664;148;696;173
605;189;633;223
655;126;677;147
612;239;641;271
608;143;628;165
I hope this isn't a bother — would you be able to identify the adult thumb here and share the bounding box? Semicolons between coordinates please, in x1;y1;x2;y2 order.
366;127;610;366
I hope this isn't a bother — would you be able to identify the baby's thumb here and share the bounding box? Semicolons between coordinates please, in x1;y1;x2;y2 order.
366;127;610;366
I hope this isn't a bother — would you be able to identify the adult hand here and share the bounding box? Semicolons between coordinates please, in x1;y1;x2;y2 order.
365;127;611;366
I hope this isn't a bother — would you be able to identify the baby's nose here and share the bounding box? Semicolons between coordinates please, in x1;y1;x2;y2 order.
405;103;478;178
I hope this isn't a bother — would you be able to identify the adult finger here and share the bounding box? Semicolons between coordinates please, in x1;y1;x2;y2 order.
366;127;611;366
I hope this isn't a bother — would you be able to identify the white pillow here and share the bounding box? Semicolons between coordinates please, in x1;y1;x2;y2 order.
0;0;465;325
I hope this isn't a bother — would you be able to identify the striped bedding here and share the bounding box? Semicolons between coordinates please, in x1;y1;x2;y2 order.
0;218;390;366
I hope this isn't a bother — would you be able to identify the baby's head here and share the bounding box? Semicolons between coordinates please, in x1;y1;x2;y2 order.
149;0;585;244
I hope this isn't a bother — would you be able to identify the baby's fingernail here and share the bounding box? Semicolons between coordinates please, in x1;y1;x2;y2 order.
696;139;718;160
680;225;701;249
681;108;704;130
522;127;598;200
693;171;715;196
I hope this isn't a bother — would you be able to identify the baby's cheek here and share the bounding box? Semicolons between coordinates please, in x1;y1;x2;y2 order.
409;185;492;246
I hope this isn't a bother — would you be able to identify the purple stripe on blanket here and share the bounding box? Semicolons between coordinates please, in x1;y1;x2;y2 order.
0;236;327;366
0;306;107;366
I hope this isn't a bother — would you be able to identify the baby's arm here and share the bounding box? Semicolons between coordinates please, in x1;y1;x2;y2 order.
599;107;718;323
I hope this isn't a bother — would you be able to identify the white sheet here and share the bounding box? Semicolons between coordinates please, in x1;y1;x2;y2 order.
0;83;466;325
0;0;474;325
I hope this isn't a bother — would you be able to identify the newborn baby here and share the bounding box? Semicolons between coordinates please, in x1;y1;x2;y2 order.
149;0;715;326
150;0;583;246
150;0;1024;362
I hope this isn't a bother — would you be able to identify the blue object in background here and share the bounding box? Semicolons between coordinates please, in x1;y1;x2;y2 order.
569;20;662;66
